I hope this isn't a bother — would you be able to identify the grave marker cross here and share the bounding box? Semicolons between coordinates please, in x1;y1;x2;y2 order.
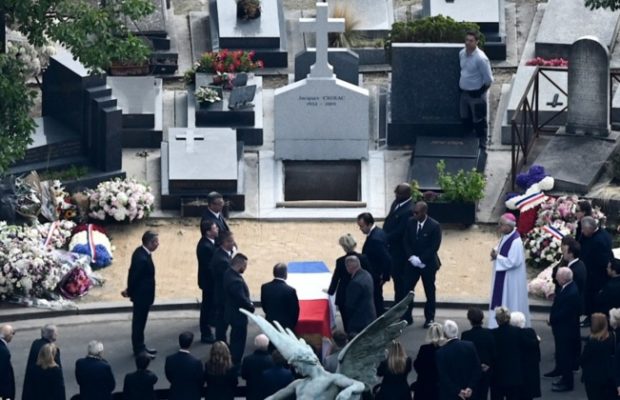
175;129;205;153
299;3;345;79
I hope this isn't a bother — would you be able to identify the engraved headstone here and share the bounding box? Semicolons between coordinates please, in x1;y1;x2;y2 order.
566;36;610;137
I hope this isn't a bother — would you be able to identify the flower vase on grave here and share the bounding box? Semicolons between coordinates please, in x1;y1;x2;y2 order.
236;0;261;20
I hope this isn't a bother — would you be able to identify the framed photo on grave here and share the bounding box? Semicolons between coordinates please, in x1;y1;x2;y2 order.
228;85;257;109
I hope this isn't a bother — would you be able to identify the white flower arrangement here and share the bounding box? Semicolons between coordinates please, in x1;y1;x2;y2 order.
528;264;557;299
6;30;55;78
88;178;154;222
36;220;77;249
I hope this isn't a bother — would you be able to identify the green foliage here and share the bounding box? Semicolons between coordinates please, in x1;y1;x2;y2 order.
385;15;484;55
409;180;423;201
40;165;89;181
0;55;36;173
585;0;620;10
436;160;486;202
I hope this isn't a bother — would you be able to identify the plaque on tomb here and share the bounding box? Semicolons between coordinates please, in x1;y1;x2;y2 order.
229;85;257;109
565;36;610;137
233;73;248;87
284;161;361;201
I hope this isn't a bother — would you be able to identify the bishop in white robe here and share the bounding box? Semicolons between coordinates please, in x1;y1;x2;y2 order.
488;213;531;328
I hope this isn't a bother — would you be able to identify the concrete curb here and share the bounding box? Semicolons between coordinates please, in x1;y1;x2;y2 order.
0;298;553;322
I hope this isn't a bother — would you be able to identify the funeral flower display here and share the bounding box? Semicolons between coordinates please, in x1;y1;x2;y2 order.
184;49;263;83
69;224;114;270
528;264;557;299
523;223;570;269
88;178;154;222
195;86;222;104
36;220;77;249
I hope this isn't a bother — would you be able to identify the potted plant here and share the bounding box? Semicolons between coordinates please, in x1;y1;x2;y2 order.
108;38;152;76
194;86;222;108
416;160;486;226
183;49;264;84
237;0;261;20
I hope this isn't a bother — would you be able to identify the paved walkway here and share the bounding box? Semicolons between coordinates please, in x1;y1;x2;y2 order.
5;308;588;399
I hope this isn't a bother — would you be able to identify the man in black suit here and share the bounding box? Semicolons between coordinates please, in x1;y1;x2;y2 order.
345;255;376;336
201;191;230;238
223;253;256;365
461;308;496;400
23;324;62;400
122;230;159;357
579;216;613;327
597;258;620;316
382;183;413;310
165;332;204;400
403;201;442;327
75;340;116;400
123;352;158;400
197;219;219;343
261;263;300;331
357;212;392;316
210;230;236;341
548;267;581;392
436;320;481;400
552;236;586;314
0;325;15;400
241;334;274;400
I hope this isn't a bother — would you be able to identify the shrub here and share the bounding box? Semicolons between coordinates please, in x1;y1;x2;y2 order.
436;160;486;202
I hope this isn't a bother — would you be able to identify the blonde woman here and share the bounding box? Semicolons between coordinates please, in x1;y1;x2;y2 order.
205;341;238;400
31;343;66;400
579;313;616;400
375;340;412;399
411;323;443;400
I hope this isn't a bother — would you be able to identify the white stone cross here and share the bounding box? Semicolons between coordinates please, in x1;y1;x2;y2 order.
299;3;345;79
175;129;205;153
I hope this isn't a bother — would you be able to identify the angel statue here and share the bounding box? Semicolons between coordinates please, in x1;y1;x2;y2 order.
240;291;414;400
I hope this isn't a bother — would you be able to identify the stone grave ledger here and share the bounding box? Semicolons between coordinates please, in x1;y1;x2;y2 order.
388;43;463;145
274;79;370;160
327;0;394;39
566;36;610;137
294;49;360;85
535;0;620;59
284;161;361;201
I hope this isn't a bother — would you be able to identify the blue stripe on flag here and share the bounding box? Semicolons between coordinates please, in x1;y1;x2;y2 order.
288;261;330;273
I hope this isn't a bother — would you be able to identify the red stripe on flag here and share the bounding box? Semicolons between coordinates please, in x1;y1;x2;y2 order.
295;299;331;338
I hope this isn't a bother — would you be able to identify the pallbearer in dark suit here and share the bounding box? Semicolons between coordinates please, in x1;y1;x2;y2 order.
382;183;413;313
345;255;376;336
552;236;586;314
0;325;15;400
461;308;496;400
548;267;581;392
123;352;158;400
223;253;255;365
357;212;392;316
210;230;236;341
75;341;116;400
403;201;442;327
23;324;62;400
196;219;219;343
597;258;620;316
261;263;300;331
200;191;230;239
164;332;204;400
122;230;159;357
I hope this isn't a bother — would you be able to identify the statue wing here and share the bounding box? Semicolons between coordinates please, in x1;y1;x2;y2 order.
336;291;413;388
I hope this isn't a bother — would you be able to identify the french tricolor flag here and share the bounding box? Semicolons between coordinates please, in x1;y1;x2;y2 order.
287;261;336;338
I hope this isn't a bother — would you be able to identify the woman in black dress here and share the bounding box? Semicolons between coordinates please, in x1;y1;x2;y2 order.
327;233;371;333
411;323;442;400
375;340;412;400
510;311;541;400
30;343;66;400
204;341;238;400
580;313;616;400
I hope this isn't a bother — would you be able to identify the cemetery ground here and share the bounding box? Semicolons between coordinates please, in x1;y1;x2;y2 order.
84;219;500;304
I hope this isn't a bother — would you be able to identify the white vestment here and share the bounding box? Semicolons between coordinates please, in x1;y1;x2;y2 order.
488;230;531;328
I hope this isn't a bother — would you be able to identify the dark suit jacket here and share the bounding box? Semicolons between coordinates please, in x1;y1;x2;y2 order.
552;259;587;312
261;279;300;331
123;369;158;400
597;276;620;315
31;365;65;400
75;356;116;400
382;199;413;264
210;247;232;307
127;246;156;306
580;335;615;385
491;324;523;387
261;366;295;399
436;339;481;400
412;343;439;400
328;251;371;307
241;349;274;400
461;326;496;369
223;268;255;326
362;227;392;281
201;208;230;234
0;340;15;400
196;237;216;290
205;367;238;400
346;268;376;334
580;228;613;291
23;338;63;400
165;351;204;400
403;216;442;270
519;328;541;399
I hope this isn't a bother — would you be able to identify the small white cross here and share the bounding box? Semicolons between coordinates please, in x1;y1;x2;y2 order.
299;3;345;79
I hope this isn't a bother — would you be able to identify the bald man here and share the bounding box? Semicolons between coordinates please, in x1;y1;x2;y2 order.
0;325;16;400
382;183;413;309
241;334;275;400
489;213;530;328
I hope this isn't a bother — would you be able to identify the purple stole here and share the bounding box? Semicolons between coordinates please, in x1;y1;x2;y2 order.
490;230;520;308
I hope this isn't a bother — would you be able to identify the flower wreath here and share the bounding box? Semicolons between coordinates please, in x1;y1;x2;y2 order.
69;224;113;270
